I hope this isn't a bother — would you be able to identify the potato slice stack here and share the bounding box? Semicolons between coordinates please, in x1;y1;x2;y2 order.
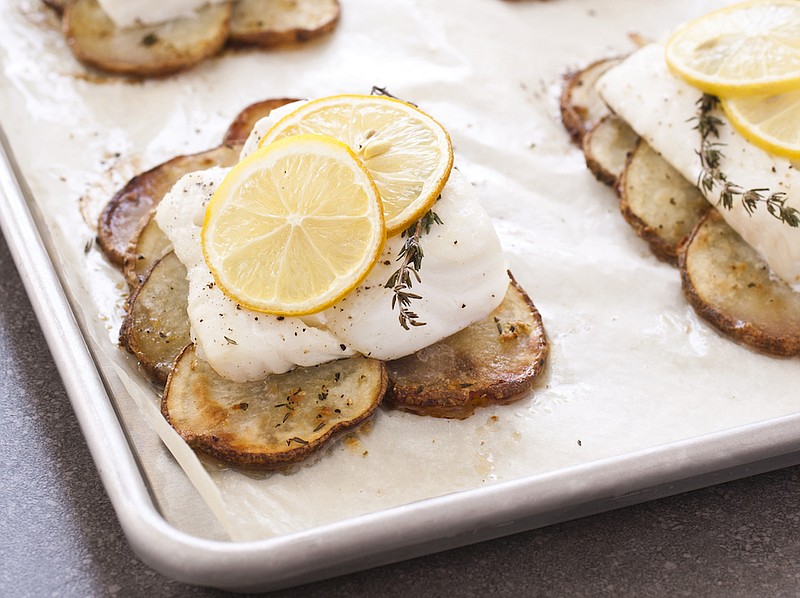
560;53;800;356
100;97;549;468
44;0;341;76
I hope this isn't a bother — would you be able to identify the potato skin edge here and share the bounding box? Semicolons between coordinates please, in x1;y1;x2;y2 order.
559;57;621;145
98;145;240;267
386;273;548;419
161;347;389;470
64;0;233;77
227;1;341;48
677;211;800;357
222;98;299;145
119;252;189;384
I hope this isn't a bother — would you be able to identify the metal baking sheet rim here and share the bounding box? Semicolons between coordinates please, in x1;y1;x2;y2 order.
3;128;800;593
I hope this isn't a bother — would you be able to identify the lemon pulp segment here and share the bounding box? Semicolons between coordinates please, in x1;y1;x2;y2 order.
202;134;385;315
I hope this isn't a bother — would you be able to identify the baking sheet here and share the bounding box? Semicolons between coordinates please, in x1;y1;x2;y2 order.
2;0;800;591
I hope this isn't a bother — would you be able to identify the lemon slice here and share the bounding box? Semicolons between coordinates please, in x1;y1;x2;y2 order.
722;90;800;160
259;94;453;235
665;0;800;96
202;134;385;315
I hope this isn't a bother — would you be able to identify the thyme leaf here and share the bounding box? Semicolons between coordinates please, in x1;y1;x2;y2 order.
692;94;799;228
384;208;443;330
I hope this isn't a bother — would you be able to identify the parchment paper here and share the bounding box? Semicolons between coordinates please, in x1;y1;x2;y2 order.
2;0;799;543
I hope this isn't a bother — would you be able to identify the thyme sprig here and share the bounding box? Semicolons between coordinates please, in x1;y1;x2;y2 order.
692;94;799;227
370;85;418;107
384;208;443;330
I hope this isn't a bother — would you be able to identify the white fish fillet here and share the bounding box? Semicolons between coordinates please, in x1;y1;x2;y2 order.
97;0;228;28
598;44;800;289
156;107;508;381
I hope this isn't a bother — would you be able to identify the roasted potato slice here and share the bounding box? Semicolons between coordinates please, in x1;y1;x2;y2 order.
42;0;68;13
63;0;232;77
120;251;191;383
98;144;239;268
386;275;548;419
560;57;621;145
163;348;387;469
222;97;299;145
678;210;800;356
123;214;172;288
582;114;639;188
619;140;710;263
228;0;340;47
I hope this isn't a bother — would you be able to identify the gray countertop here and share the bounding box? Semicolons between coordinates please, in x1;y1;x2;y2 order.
3;227;800;598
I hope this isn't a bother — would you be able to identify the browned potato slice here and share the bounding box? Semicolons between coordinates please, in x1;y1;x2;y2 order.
120;252;191;383
123;214;172;288
619;140;710;263
582;114;639;188
163;348;387;468
98;144;239;268
42;0;68;13
678;210;800;356
386;275;548;419
228;0;340;47
560;57;621;144
63;0;232;77
222;97;299;145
